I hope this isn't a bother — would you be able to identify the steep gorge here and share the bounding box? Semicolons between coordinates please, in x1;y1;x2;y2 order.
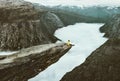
61;15;120;81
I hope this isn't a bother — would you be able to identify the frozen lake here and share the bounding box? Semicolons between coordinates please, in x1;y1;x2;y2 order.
29;23;108;81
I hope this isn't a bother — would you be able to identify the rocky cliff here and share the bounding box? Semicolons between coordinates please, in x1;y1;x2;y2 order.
61;15;120;81
100;14;120;39
0;43;71;81
0;0;64;51
0;1;72;81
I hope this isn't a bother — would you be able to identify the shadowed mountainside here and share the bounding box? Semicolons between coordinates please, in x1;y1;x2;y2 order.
49;6;120;25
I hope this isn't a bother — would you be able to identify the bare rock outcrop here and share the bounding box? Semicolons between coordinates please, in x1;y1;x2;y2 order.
100;14;120;39
0;43;71;81
0;0;64;51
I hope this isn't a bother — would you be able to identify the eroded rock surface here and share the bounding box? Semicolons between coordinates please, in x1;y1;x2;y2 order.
100;14;120;39
0;0;64;51
0;43;71;81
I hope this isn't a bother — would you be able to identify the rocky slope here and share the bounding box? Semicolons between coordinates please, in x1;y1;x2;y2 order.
0;43;71;81
61;15;120;81
0;0;64;51
100;14;120;39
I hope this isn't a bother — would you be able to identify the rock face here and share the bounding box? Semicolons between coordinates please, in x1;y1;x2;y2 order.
61;15;120;81
0;0;64;51
41;12;64;34
0;43;71;81
0;1;70;81
100;14;120;39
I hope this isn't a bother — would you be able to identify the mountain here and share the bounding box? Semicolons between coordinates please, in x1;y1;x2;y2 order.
49;6;120;25
32;4;120;26
61;14;120;81
0;0;64;51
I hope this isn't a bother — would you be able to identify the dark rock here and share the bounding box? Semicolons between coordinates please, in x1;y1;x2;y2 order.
100;14;120;39
41;12;64;34
0;43;72;81
0;0;64;51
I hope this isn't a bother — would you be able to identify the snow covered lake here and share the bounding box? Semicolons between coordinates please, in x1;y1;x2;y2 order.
29;23;107;81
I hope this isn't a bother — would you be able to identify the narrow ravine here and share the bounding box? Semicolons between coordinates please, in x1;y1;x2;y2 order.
29;23;107;81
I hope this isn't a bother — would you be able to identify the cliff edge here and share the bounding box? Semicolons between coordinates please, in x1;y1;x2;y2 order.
0;43;71;81
0;0;64;51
